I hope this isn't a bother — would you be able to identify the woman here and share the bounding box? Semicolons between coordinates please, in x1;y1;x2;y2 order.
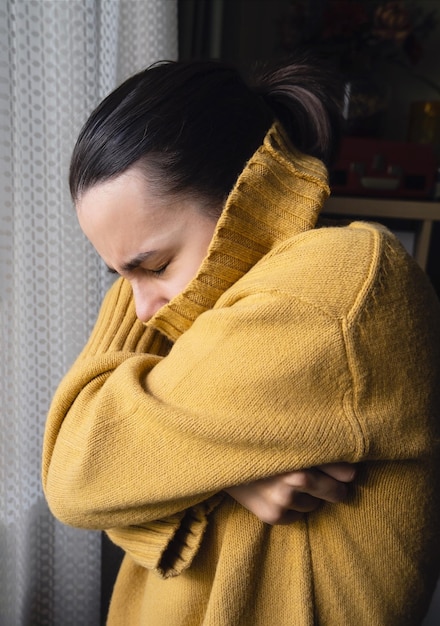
42;59;440;625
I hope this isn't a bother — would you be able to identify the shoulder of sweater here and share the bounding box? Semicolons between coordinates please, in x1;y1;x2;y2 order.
222;220;436;322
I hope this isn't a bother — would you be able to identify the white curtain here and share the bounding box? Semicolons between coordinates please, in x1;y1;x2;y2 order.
0;1;177;624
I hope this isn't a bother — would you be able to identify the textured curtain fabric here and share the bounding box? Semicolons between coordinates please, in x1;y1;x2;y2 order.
0;1;177;624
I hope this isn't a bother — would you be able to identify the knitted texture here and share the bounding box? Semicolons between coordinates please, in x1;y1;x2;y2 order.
42;124;440;625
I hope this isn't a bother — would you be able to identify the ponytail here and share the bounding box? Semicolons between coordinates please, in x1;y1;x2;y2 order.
251;57;343;166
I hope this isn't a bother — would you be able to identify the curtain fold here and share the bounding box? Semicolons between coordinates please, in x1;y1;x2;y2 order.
0;1;177;624
178;0;224;60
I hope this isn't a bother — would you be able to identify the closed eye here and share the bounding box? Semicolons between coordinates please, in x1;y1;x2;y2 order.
149;263;169;276
105;262;169;277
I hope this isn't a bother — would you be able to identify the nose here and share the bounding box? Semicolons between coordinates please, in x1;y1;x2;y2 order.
131;279;168;322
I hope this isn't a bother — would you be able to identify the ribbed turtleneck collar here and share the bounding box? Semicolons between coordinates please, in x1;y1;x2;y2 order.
147;122;330;342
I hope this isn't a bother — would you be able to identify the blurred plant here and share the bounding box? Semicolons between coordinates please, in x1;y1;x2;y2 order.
280;0;439;93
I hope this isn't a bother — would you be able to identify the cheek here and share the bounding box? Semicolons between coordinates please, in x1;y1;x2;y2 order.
165;222;215;299
167;254;205;297
187;245;210;279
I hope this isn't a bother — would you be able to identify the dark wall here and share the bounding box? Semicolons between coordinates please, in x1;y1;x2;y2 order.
178;0;440;297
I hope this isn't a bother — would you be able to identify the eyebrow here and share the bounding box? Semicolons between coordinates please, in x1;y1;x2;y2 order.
106;250;157;274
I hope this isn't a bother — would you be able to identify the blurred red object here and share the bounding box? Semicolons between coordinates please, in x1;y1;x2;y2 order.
330;136;437;198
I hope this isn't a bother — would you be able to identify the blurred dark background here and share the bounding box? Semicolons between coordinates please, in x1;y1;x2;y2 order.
178;0;440;295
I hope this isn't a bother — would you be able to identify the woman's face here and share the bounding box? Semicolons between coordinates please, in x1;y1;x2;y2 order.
76;167;219;321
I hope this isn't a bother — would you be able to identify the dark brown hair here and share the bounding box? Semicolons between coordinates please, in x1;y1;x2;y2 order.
69;57;341;206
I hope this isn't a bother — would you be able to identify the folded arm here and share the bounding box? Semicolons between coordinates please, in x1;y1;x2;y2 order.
44;247;438;530
43;280;365;530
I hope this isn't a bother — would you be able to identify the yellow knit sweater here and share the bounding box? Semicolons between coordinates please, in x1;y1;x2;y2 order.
43;124;440;625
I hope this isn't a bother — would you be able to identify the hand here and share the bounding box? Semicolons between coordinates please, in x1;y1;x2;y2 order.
224;463;356;525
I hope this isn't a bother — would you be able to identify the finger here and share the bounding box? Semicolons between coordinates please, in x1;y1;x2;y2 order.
316;462;357;482
287;492;322;513
263;496;322;525
282;470;349;503
260;508;305;526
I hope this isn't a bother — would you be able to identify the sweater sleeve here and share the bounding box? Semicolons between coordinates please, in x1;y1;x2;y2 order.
42;280;359;526
42;227;440;575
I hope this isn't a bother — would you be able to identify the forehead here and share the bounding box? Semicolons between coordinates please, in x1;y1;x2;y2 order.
76;169;183;264
77;168;178;234
78;168;150;216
